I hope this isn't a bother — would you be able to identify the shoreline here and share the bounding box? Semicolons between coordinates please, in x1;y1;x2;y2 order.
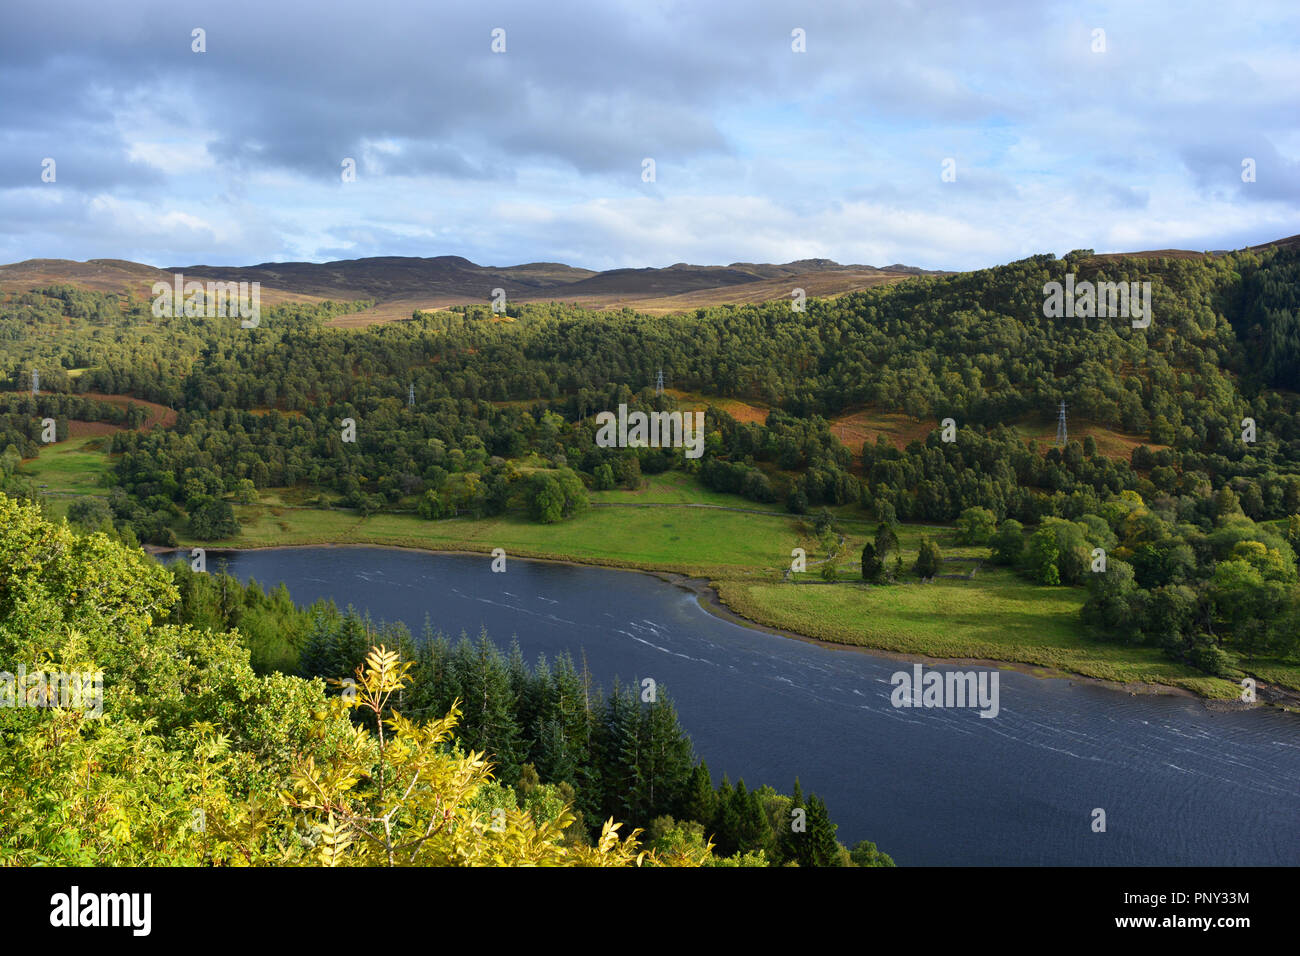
147;541;1296;712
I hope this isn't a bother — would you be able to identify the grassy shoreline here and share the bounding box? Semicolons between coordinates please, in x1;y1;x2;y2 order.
24;442;1296;704
160;506;1278;705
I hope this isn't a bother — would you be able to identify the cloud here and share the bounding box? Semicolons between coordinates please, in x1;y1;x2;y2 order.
0;0;1295;269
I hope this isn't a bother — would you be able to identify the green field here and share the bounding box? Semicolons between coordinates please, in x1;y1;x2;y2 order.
18;435;112;520
206;495;807;577
18;437;1295;698
718;570;1238;696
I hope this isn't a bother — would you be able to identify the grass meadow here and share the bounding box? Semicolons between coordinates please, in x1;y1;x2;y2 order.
19;435;1293;696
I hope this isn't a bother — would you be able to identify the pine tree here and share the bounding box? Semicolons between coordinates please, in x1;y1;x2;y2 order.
534;716;579;789
425;634;461;716
735;781;775;858
598;680;644;824
458;631;523;782
861;542;882;581
781;778;807;862
800;794;840;867
506;638;543;759
402;630;447;720
297;606;339;680
915;535;942;578
681;762;717;826
549;651;596;809
630;692;695;822
713;776;738;855
875;521;899;561
335;609;372;678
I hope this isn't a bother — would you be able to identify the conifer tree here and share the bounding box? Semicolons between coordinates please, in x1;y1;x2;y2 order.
875;521;899;561
861;542;882;581
731;781;775;858
681;762;717;826
636;693;695;823
800;794;840;867
506;638;543;752
297;607;340;680
713;776;737;854
458;632;524;782
781;778;807;863
549;651;596;806
535;716;580;791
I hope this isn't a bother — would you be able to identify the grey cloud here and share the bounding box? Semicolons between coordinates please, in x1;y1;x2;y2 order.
1181;140;1300;203
0;0;1296;268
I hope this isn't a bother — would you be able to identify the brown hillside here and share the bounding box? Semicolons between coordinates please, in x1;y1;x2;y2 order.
0;259;330;308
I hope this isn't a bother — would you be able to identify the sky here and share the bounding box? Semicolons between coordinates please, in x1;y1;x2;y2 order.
1;0;1297;272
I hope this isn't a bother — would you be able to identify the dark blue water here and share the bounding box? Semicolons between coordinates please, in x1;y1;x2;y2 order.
205;546;1300;866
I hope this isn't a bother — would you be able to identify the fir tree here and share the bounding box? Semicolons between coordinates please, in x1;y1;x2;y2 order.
861;542;882;581
297;606;339;680
781;778;807;862
636;692;695;822
549;652;596;807
713;776;737;855
506;638;543;757
800;794;840;867
730;780;775;858
458;631;524;782
534;716;579;791
598;680;644;823
915;535;942;578
875;522;900;561
681;762;717;826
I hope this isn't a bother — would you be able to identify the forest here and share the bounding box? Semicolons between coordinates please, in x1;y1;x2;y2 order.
160;559;888;866
2;242;1299;683
0;496;889;866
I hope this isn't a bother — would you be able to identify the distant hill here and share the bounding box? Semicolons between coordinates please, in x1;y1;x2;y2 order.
0;253;946;324
0;258;326;308
2;235;1295;326
1084;233;1300;263
163;255;600;302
